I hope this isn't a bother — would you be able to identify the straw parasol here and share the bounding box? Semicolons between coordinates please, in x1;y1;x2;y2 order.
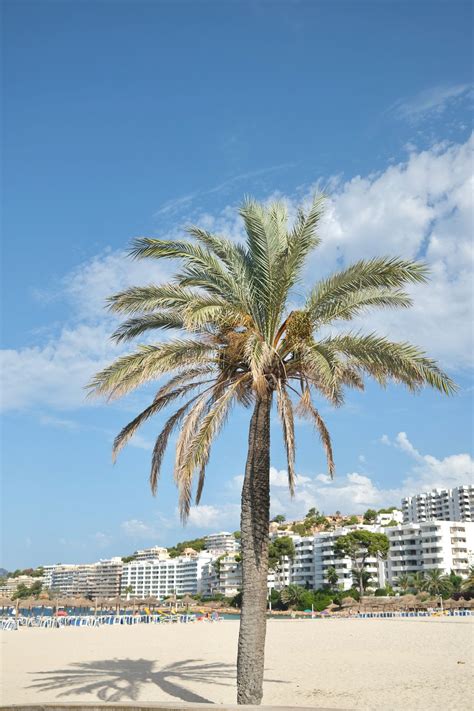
181;595;196;607
400;594;418;609
341;596;357;608
0;597;14;608
16;597;39;609
67;597;94;610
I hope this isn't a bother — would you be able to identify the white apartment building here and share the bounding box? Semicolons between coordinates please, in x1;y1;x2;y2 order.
402;485;474;523
201;552;242;597
386;521;474;584
121;553;214;598
133;546;169;561
313;526;387;591
204;532;239;554
43;557;123;598
291;537;316;588
0;574;41;596
376;510;404;526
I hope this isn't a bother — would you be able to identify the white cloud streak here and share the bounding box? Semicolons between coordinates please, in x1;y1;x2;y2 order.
389;83;472;122
1;136;472;413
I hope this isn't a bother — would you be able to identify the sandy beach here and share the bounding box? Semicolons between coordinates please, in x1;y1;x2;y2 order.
1;617;472;709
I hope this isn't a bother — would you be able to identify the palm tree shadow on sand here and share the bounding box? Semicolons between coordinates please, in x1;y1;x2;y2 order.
28;658;286;704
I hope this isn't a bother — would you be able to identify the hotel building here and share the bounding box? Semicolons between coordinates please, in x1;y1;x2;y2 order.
120;552;214;598
402;486;474;523
43;557;123;598
204;532;240;554
386;520;474;583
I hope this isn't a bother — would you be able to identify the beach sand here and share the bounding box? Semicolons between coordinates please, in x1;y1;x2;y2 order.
1;617;472;709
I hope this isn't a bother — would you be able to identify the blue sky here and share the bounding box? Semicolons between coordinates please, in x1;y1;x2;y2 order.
1;0;473;570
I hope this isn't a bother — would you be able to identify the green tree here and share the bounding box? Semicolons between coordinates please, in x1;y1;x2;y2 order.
461;566;474;594
424;569;452;597
334;530;390;595
410;572;426;593
345;515;359;525
90;197;455;704
271;514;286;524
268;537;295;570
363;508;377;523
325;565;339;590
395;573;412;593
447;570;462;594
280;584;305;608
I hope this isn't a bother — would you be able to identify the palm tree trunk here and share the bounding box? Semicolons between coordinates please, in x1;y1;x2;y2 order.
237;392;271;705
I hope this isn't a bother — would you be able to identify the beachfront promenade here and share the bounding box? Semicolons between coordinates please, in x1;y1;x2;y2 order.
1;617;471;710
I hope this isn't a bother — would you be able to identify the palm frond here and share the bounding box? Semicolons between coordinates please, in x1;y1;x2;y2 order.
112;312;186;342
306;257;429;319
320;333;457;395
310;287;412;326
108;284;199;314
112;379;213;461
295;387;335;477
276;383;296;495
176;375;249;520
149;399;198;495
87;339;215;399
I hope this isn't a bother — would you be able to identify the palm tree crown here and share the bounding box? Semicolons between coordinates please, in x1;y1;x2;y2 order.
89;197;455;518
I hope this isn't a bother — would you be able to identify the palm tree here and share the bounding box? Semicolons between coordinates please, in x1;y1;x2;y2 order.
461;566;474;593
89;197;455;704
423;569;452;597
410;572;426;593
395;573;411;593
280;584;304;608
326;566;339;590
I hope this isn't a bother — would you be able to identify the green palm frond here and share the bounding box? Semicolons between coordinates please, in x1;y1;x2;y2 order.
319;333;457;395
310;287;412;326
108;284;198;314
112;312;186;342
88;339;215;399
306;257;429;319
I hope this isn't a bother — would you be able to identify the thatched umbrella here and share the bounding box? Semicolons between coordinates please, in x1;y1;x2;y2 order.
67;597;93;612
180;595;196;609
400;594;418;609
163;596;176;608
16;597;38;609
341;596;357;608
0;597;14;609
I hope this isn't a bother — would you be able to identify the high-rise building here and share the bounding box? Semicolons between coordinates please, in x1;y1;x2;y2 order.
204;532;240;554
386;520;474;583
402;486;474;523
43;558;123;598
133;546;169;561
121;553;214;598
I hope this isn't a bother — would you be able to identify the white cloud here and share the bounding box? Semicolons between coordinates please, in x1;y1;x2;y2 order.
39;414;79;430
382;431;473;493
187;503;240;529
92;531;113;548
268;433;473;518
1;136;472;413
389;84;472;122
120;519;158;539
